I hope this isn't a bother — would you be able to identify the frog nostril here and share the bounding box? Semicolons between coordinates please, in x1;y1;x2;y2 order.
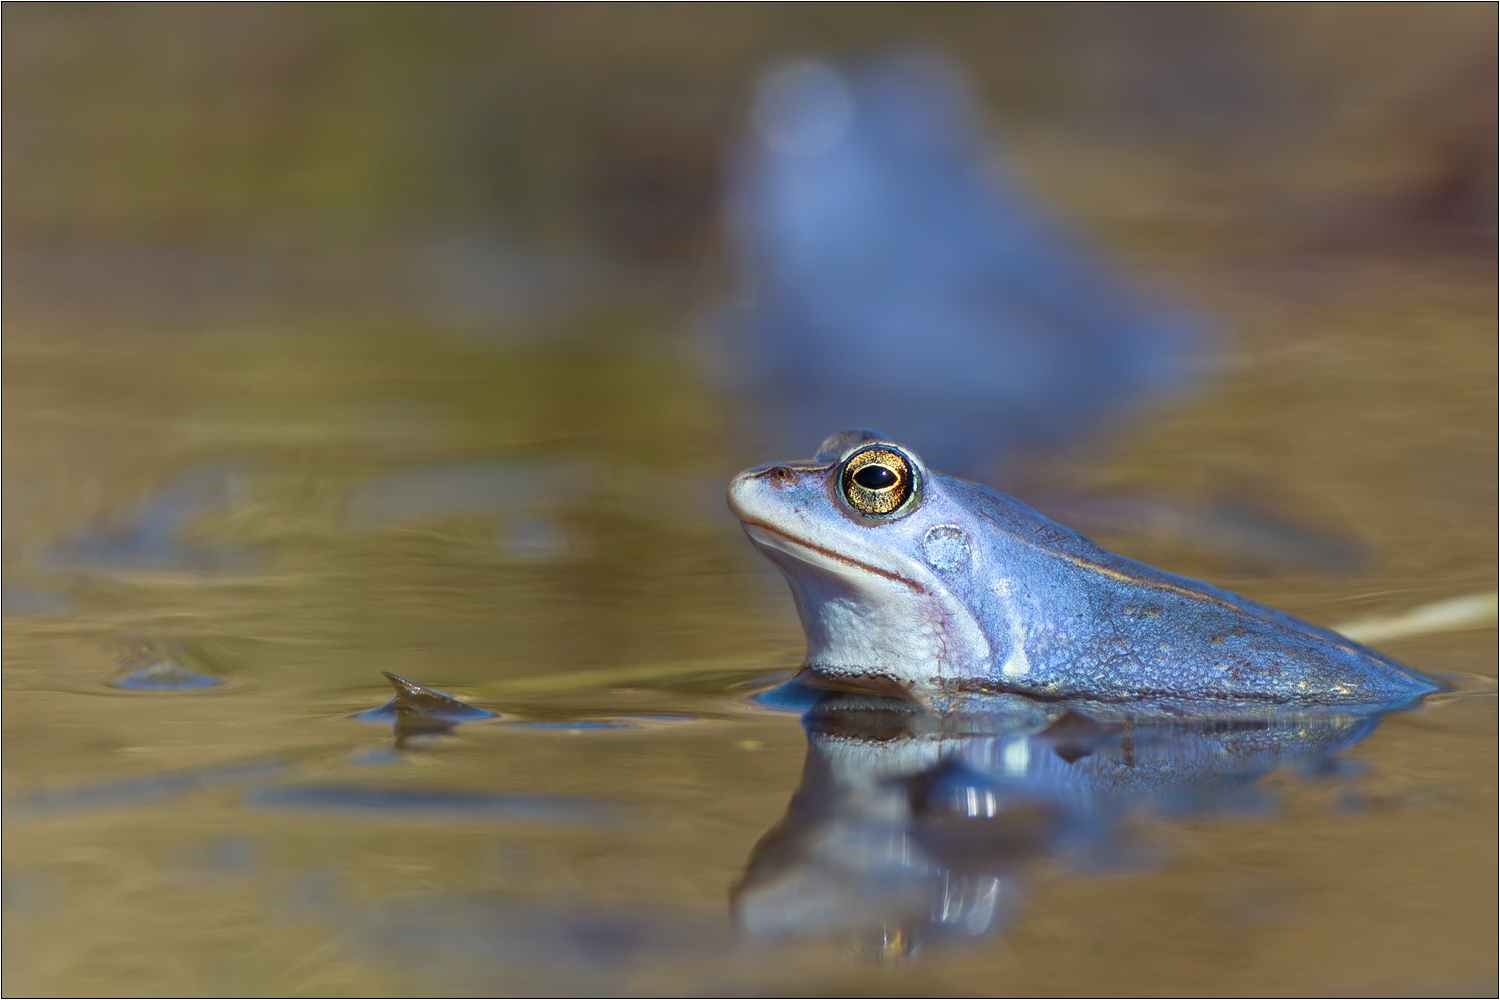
766;466;797;489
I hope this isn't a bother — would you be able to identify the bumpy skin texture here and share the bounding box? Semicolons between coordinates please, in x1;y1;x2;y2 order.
727;431;1437;715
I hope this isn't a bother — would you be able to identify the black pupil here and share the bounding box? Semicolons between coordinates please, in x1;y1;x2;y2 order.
853;464;899;490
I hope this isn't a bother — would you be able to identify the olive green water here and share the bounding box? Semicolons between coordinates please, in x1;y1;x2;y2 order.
4;8;1497;997
5;250;1495;996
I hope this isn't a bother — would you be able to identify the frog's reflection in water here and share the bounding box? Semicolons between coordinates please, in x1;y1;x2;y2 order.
733;690;1381;958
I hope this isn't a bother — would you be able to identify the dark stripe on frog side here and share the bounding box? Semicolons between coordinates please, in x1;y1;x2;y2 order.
739;519;926;593
948;479;1379;659
1037;547;1400;663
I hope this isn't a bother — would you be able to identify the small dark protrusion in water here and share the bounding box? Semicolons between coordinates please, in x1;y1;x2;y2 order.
351;672;500;725
350;673;501;752
382;671;485;716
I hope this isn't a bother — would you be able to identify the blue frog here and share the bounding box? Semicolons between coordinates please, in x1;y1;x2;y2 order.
727;430;1437;717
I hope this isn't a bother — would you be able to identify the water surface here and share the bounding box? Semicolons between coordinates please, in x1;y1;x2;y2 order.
4;15;1496;986
5;244;1495;995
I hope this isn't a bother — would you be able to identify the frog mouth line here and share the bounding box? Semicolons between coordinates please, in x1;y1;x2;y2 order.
738;520;925;593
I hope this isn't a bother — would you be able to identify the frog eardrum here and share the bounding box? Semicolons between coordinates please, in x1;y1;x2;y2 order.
840;446;917;518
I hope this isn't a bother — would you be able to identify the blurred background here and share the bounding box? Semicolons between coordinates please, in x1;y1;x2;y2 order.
3;6;1496;996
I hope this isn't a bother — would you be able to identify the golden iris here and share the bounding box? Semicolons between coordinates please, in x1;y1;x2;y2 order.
840;446;915;517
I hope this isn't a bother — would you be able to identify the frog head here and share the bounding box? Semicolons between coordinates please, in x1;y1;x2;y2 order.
727;430;994;699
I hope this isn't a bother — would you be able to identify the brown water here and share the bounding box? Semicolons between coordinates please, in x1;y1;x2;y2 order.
4;9;1497;996
4;240;1495;996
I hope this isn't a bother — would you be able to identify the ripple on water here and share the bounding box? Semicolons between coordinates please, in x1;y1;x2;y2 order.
747;676;827;714
244;785;622;826
1393;672;1498;732
5;759;287;820
503;715;706;732
98;639;240;693
109;662;223;691
348;672;722;734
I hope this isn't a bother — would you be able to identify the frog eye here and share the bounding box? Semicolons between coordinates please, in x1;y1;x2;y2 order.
840;446;918;518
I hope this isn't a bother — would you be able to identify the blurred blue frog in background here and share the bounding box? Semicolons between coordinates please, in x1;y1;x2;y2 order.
715;51;1208;480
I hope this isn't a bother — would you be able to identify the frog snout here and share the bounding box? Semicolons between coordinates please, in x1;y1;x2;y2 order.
727;462;819;521
726;467;771;521
726;470;751;520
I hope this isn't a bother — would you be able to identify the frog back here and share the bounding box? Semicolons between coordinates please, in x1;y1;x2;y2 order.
941;478;1434;712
